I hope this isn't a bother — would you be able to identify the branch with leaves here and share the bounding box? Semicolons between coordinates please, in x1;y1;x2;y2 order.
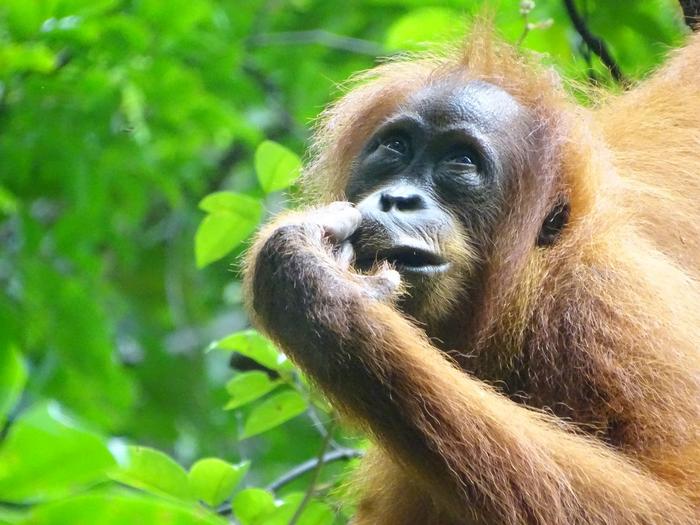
563;0;625;82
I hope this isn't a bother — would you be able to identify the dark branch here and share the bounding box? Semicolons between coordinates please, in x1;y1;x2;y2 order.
266;447;364;492
563;0;625;82
215;447;363;517
679;0;700;29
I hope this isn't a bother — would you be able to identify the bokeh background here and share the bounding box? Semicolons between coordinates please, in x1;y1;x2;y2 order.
0;1;691;524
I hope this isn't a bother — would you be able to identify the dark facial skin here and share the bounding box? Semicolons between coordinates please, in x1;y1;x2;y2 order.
346;81;530;316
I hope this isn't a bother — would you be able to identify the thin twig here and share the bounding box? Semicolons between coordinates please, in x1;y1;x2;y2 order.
247;30;384;56
307;406;329;438
267;447;364;493
305;402;344;451
287;419;337;525
679;0;700;29
516;22;531;47
562;0;625;82
216;447;363;517
516;0;535;46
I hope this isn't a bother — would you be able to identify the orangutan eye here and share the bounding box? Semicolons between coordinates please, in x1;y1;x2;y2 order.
446;151;475;166
381;135;409;155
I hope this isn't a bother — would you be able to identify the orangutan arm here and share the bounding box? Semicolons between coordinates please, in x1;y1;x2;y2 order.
244;203;695;525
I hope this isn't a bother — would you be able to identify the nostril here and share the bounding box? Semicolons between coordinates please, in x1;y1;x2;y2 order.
379;191;425;212
396;194;423;211
379;192;393;212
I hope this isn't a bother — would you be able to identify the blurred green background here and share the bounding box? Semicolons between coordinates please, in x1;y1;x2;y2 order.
0;1;690;523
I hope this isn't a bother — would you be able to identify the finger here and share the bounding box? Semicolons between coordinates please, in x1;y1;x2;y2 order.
335;241;355;270
317;203;362;243
325;201;354;212
362;267;401;302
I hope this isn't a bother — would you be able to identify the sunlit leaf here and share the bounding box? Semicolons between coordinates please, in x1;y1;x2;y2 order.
195;188;264;269
254;140;301;193
0;186;18;215
264;492;334;525
109;445;191;500
188;458;249;507
385;8;463;51
0;43;55;75
21;490;226;525
195;209;261;268
241;390;307;439
0;402;115;502
120;82;150;144
293;501;335;525
0;344;26;423
208;330;287;371
224;371;280;410
232;488;276;525
198;192;262;217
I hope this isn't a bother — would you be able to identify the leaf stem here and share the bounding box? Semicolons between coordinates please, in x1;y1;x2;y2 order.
287;419;337;525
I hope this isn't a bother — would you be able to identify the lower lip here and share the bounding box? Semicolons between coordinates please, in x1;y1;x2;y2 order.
396;262;451;275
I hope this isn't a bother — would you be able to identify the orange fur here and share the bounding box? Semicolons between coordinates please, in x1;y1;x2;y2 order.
245;27;700;524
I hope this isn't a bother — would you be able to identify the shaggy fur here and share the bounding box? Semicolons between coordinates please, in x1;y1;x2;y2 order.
244;27;700;524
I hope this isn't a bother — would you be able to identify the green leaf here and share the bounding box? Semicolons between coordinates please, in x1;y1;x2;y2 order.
231;490;333;525
265;493;334;525
208;330;287;372
385;8;463;51
120;82;150;144
293;500;334;525
231;488;276;525
224;371;280;410
241;390;307;439
109;445;191;500
254;140;301;193
195;191;263;268
0;344;26;423
195;210;260;268
0;402;115;502
198;192;262;217
188;458;249;507
0;186;18;215
20;490;226;525
0;44;55;75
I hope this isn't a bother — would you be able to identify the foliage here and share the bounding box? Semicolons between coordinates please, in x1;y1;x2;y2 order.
0;0;688;523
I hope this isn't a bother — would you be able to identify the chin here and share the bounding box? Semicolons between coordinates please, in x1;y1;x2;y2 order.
401;266;469;324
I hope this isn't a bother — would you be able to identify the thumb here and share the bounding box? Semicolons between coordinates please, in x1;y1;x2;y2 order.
362;266;402;302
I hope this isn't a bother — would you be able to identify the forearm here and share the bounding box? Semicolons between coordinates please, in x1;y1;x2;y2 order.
245;218;695;524
340;303;695;524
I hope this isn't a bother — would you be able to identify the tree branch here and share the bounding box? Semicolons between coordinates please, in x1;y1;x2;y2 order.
563;0;625;82
286;420;336;525
215;447;363;517
679;0;700;29
267;447;363;493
